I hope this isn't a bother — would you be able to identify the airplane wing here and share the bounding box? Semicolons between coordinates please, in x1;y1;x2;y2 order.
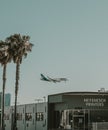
47;76;61;83
59;78;68;81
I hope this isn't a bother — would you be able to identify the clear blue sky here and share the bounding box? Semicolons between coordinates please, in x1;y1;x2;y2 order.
0;0;108;104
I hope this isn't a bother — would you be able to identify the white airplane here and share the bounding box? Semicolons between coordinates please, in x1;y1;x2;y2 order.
40;74;68;83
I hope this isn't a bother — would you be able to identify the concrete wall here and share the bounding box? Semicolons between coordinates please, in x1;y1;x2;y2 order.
4;106;12;130
4;102;48;130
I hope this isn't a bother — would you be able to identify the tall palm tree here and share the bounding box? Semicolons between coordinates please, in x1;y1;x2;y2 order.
6;34;33;130
0;40;12;130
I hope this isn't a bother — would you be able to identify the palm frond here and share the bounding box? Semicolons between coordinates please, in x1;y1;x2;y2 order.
5;34;34;63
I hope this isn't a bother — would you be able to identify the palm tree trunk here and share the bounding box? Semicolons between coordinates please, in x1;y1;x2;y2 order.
13;60;20;130
2;64;7;130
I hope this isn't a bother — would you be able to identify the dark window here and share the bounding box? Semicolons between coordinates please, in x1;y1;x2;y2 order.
36;112;44;121
17;113;22;120
25;113;32;121
4;114;9;120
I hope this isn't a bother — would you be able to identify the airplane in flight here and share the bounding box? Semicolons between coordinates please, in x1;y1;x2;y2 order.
40;74;68;83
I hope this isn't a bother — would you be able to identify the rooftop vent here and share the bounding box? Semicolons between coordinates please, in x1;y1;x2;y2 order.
98;88;105;92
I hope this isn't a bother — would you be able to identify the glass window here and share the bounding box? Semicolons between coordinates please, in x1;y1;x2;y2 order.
4;114;9;120
17;113;22;120
36;112;44;121
25;113;32;121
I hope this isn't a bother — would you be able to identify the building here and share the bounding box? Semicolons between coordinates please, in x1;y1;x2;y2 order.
4;102;47;130
0;93;11;126
48;91;108;130
2;91;108;130
0;93;11;109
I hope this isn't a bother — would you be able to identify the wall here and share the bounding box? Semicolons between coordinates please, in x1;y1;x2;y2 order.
4;102;47;130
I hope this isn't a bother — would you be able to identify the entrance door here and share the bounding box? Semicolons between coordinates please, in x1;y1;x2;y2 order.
53;109;89;130
73;115;84;130
73;109;89;130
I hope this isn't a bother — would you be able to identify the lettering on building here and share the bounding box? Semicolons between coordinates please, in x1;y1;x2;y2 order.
84;98;106;107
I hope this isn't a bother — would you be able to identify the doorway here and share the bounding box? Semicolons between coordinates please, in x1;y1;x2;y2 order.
72;109;89;130
59;109;89;130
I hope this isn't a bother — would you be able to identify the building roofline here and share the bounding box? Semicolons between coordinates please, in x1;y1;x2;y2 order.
48;91;108;96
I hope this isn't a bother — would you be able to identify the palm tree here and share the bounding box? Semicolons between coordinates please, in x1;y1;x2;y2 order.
6;34;33;130
0;40;12;130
